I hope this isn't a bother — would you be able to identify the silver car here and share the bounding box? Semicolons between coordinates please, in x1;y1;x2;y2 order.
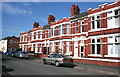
16;51;29;58
43;53;74;68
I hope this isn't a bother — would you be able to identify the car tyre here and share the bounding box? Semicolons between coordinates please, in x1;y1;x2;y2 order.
55;61;59;67
70;65;74;68
43;59;47;64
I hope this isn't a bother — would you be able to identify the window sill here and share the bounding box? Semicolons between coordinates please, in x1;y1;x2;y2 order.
88;54;102;57
104;55;120;57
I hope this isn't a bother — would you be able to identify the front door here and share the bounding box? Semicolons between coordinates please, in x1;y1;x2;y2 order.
80;46;84;58
74;41;78;57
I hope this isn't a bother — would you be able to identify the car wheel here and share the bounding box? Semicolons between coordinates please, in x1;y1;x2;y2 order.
55;61;59;67
70;65;74;68
43;59;47;64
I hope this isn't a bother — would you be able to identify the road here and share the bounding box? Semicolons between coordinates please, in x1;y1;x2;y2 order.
2;56;117;76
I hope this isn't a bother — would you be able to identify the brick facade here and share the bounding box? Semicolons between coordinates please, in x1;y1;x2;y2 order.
19;2;120;67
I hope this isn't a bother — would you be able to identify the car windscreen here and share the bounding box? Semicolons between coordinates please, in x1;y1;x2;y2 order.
59;54;69;58
21;52;27;54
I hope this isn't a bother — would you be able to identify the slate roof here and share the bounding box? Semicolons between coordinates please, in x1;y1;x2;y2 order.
1;36;19;40
71;11;88;20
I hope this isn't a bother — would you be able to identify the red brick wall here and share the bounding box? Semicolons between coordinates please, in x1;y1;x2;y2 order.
73;59;119;67
8;37;19;52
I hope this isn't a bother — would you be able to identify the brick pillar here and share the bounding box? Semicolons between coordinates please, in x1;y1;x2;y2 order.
49;42;51;54
88;17;91;30
73;23;75;34
64;24;66;34
63;41;66;54
27;45;28;52
55;42;59;53
42;44;44;54
78;41;80;57
38;44;39;53
78;21;81;33
101;37;108;59
34;32;36;39
72;41;74;56
38;31;40;39
33;44;35;52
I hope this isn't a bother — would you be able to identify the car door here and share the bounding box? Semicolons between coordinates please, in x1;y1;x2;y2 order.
46;54;53;63
52;54;58;64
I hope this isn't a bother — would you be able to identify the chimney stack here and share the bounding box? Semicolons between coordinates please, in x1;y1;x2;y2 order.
71;3;80;17
33;22;39;29
48;15;55;24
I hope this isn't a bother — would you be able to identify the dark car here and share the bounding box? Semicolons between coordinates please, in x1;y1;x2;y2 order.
16;51;29;58
43;53;74;68
8;51;16;57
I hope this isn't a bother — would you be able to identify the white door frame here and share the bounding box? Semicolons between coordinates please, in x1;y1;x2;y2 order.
79;40;84;58
74;41;78;57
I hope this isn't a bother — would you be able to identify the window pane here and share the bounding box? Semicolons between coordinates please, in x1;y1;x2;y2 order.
54;27;56;36
52;28;53;36
92;44;95;54
108;36;113;43
115;10;119;15
115;36;120;42
92;21;95;29
97;15;100;19
115;44;120;54
59;25;61;35
97;39;100;43
75;22;78;33
97;20;100;28
82;26;84;32
108;44;113;55
66;24;69;34
92;16;94;20
66;42;69;53
97;44;101;54
115;16;119;25
92;39;95;43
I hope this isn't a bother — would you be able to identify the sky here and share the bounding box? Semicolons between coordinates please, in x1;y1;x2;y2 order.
1;1;113;39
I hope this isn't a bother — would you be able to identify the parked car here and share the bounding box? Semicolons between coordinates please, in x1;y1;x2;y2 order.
16;51;29;58
8;51;16;57
43;53;74;68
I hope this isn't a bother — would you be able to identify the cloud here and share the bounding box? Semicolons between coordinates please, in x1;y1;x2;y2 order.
39;17;48;23
2;3;32;15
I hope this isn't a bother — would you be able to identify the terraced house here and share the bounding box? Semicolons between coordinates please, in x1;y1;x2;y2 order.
19;0;120;67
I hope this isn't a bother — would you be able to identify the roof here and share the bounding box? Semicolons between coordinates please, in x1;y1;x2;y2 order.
1;36;19;40
71;11;88;20
42;24;50;30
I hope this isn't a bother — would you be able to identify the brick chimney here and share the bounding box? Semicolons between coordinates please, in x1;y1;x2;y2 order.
71;3;80;17
48;15;55;24
33;22;39;29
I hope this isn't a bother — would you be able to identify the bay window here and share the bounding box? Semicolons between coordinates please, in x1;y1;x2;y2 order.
40;31;42;39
